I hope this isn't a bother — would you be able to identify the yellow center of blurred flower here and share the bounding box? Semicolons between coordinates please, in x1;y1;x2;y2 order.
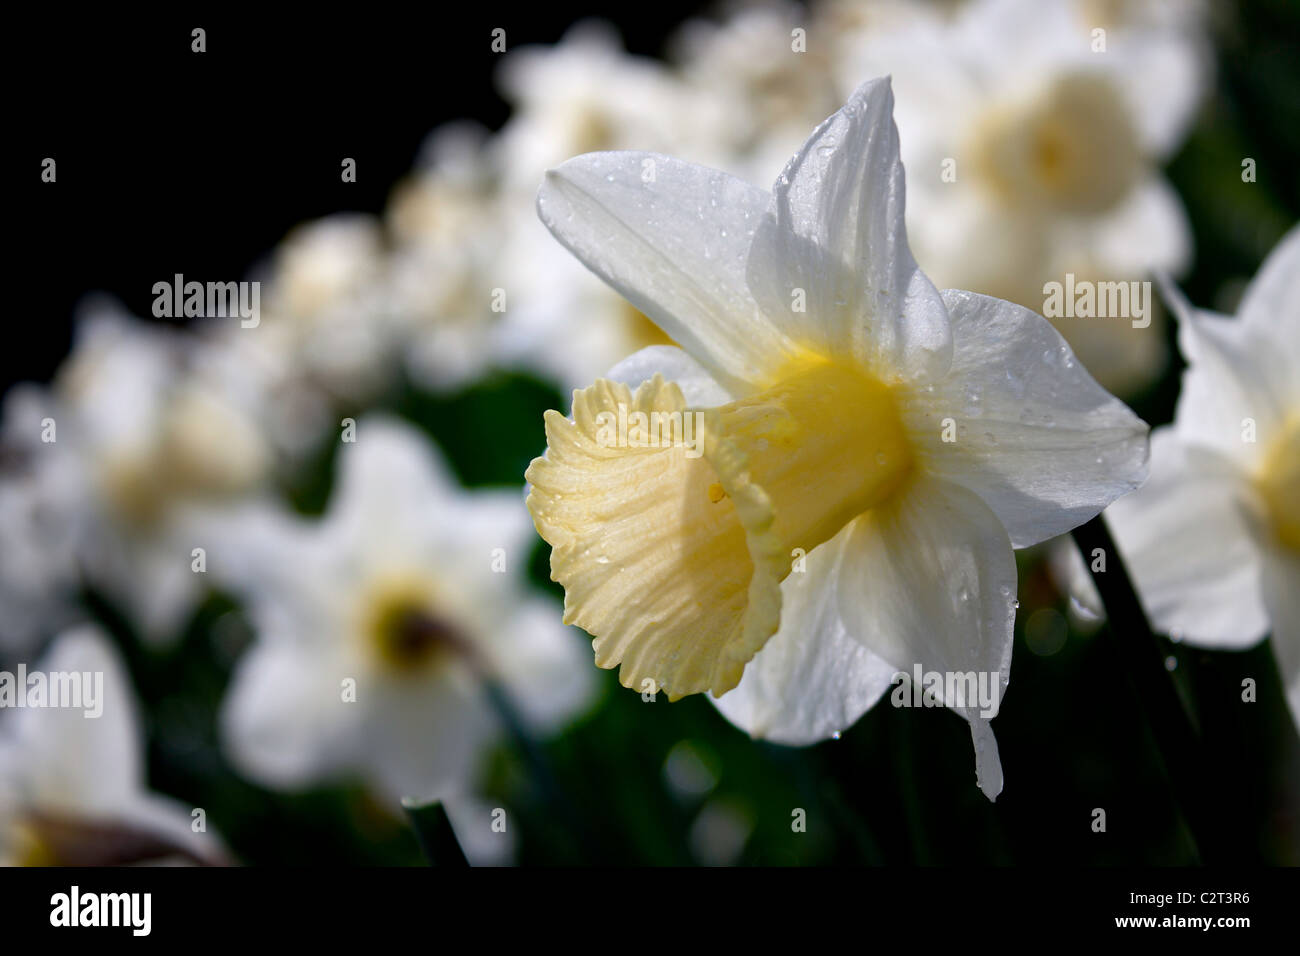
1258;414;1300;551
96;390;266;525
526;356;912;699
359;576;465;674
570;107;617;155
969;71;1142;216
11;819;58;866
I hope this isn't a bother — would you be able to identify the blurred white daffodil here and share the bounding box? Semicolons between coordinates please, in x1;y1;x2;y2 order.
669;1;843;186
831;0;1209;395
492;20;721;195
252;213;396;402
4;308;274;645
0;626;225;865
526;78;1149;798
218;417;594;807
1103;226;1300;728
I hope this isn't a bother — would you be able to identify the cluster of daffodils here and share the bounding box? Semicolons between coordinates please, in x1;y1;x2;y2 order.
7;0;1285;865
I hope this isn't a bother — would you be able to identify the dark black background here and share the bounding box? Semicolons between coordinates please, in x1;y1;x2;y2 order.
9;5;710;393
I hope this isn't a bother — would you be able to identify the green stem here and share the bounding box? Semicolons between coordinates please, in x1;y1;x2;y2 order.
1070;514;1225;863
401;800;469;867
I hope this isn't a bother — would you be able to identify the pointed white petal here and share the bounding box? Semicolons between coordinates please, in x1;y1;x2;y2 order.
7;627;141;813
710;528;898;745
219;640;360;790
907;290;1149;548
1105;428;1270;647
327;415;465;549
836;475;1016;800
1237;224;1300;408
537;151;803;391
492;597;597;734
1172;304;1287;470
360;671;497;805
746;77;952;384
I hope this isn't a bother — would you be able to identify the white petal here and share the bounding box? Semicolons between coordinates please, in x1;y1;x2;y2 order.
324;415;487;574
537;151;803;392
1105;428;1270;648
1091;177;1192;276
491;597;598;734
710;528;898;745
360;670;498;805
907;290;1149;548
746;77;952;384
1171;302;1286;470
1237;224;1300;408
606;345;737;406
5;627;142;813
836;475;1016;800
219;640;360;790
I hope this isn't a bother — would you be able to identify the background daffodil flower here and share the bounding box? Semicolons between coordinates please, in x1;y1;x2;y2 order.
1103;226;1300;731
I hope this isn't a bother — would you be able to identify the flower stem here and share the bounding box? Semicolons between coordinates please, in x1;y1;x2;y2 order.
1070;514;1227;864
480;679;604;864
401;799;469;867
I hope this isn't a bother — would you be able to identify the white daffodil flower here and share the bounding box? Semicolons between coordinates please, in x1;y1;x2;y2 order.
217;417;594;807
0;626;224;865
829;0;1208;395
253;213;397;402
525;78;1149;799
4;308;274;645
1104;226;1300;727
